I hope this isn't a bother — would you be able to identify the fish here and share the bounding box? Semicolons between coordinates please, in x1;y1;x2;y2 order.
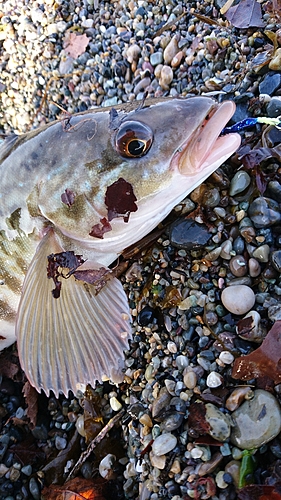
0;97;241;397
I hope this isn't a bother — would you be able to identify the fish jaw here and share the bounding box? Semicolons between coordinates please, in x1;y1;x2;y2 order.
171;100;241;176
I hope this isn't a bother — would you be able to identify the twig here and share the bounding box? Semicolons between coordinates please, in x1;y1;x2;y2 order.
66;408;125;481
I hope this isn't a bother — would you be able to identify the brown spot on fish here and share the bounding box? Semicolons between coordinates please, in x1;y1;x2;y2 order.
89;217;112;239
61;188;76;207
105;177;137;222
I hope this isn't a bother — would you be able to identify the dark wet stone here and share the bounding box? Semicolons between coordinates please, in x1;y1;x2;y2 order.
0;435;9;461
137;305;156;326
256;228;274;246
248;197;281;228
31;424;48;441
234;337;254;355
233;236;245;254
271;250;281;272
232;93;255;122
81;461;93;479
170;218;211;249
259;73;281;96
267;97;281;118
267;180;281;201
29;477;41;500
160;411;184;431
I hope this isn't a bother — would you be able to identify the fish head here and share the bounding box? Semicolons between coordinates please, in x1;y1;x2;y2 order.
36;97;240;254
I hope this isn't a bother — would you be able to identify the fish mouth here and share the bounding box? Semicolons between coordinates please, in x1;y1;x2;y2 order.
173;101;241;175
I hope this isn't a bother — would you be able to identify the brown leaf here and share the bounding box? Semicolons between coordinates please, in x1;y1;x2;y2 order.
238;484;281;500
10;436;46;466
63;32;89;59
187;401;210;435
232;321;281;384
23;381;38;428
225;0;265;28
42;477;106;500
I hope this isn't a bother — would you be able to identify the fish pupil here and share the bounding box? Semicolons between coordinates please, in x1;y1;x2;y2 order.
128;139;146;156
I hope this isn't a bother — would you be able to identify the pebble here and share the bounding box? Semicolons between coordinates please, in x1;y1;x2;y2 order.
152;433;177;456
229;171;251;196
170;218;212;250
229;255;248;277
271;250;281;272
269;48;281;70
206;371;224;388
163;35;179;64
248;197;281;228
55;436;67;450
183;370;197;389
29;477;41;500
219;351;234;364
248;257;261;277
231;389;281;450
110;396;122;411
259;72;281;95
149;451;166;469
236;310;266;343
99;454;116;480
252;244;270;263
266;97;281;117
215;470;228;489
221;285;255;315
205;404;231;441
159;65;174;90
225;387;253;411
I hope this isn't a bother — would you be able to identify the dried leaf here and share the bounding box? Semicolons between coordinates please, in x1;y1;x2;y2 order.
42;477;106;500
238;484;281;500
63;33;89;59
23;381;38;428
0;351;19;379
187;401;210;434
11;436;46;466
225;0;265;28
232;321;281;384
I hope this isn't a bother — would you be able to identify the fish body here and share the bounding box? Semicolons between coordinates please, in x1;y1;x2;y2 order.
0;97;240;396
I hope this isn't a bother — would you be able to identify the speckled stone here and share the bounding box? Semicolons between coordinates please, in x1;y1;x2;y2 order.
205;403;232;441
231;389;281;450
152;433;177;456
221;285;255;315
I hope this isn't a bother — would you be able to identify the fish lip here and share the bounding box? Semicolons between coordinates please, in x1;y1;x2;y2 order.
172;100;240;175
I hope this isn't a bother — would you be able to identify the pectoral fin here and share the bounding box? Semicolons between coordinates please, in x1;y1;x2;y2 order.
16;229;131;397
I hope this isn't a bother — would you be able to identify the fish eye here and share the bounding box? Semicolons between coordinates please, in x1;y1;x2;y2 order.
115;121;153;158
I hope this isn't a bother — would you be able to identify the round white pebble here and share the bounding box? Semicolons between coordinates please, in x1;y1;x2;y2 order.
219;351;235;364
152;433;177;456
221;285;255;315
206;371;223;388
109;396;122;411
